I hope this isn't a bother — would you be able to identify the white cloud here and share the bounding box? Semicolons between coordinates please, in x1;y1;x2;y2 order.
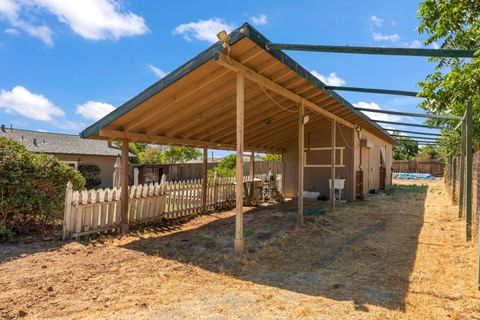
311;71;346;86
0;86;64;121
372;32;400;42
76;101;115;121
353;101;401;126
250;14;268;25
0;0;53;45
369;15;383;27
3;27;18;35
0;0;148;45
173;18;235;43
33;0;148;40
431;42;440;49
407;40;421;48
148;64;167;78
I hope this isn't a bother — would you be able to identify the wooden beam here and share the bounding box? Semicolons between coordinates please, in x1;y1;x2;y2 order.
235;71;245;255
214;53;354;128
268;43;477;58
99;129;280;154
298;100;305;226
120;139;129;233
202;147;208;214
124;67;230;132
331;120;336;210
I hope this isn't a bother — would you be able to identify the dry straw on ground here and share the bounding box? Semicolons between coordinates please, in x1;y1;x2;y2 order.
0;179;479;319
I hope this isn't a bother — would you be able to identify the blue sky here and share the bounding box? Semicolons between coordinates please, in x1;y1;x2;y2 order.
0;0;438;156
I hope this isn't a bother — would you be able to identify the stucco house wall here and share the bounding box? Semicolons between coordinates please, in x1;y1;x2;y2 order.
54;154;116;188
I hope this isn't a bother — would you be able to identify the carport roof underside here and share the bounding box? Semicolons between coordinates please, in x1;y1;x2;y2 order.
81;23;396;152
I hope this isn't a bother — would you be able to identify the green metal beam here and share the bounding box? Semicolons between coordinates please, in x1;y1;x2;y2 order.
268;43;478;58
324;86;419;97
376;120;444;129
386;129;442;136
410;140;440;144
466;101;473;242
355;107;462;120
391;135;438;140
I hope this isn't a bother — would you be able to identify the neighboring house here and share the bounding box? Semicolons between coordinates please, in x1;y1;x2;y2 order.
0;125;127;188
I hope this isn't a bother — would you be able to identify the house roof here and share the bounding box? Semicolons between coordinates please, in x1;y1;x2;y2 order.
0;127;126;157
80;23;396;151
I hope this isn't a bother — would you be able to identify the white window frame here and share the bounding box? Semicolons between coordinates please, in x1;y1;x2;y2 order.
62;160;78;170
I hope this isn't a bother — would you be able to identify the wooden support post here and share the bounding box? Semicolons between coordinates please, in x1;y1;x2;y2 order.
234;71;245;255
331;119;336;210
297;100;304;226
202;147;208;214
120;139;130;233
249;152;255;201
459;120;466;217
465;101;473;241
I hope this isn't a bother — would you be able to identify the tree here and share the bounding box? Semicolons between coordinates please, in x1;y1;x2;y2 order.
393;135;419;160
137;146;201;165
261;153;282;161
417;0;480;155
137;147;163;164
160;147;202;164
208;154;236;178
418;144;440;160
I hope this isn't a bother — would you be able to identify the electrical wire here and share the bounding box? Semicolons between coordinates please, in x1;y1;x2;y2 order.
337;122;354;150
257;83;298;113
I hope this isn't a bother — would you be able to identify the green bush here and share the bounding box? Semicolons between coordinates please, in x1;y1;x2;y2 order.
0;224;17;242
0;137;85;236
78;164;101;189
208;154;236;178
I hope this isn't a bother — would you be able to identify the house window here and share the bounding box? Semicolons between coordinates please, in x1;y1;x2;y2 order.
63;161;78;170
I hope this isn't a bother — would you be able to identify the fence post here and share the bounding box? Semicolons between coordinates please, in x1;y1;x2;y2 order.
459;120;466;217
62;181;73;240
465;101;473;241
213;172;218;209
451;156;457;203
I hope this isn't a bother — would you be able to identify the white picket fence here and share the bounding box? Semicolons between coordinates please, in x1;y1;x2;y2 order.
62;175;256;239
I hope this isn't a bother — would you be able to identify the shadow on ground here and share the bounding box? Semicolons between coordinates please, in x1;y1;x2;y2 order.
122;183;428;311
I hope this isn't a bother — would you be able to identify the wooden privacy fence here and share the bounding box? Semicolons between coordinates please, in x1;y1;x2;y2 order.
392;160;445;176
63;174;277;239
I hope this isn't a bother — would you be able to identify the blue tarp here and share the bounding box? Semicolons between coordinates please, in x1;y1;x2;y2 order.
393;173;435;180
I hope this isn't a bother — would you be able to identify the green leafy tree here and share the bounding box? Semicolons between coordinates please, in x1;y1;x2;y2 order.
393;134;419;160
137;147;163;164
417;0;480;155
418;144;440;160
161;146;202;164
208;154;236;178
137;146;202;165
261;153;282;161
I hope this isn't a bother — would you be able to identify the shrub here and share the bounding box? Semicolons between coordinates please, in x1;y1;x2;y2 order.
78;164;101;189
208;154;236;178
0;137;85;236
0;224;17;242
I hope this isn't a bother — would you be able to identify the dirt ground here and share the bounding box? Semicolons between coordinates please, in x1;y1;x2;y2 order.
1;179;480;319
